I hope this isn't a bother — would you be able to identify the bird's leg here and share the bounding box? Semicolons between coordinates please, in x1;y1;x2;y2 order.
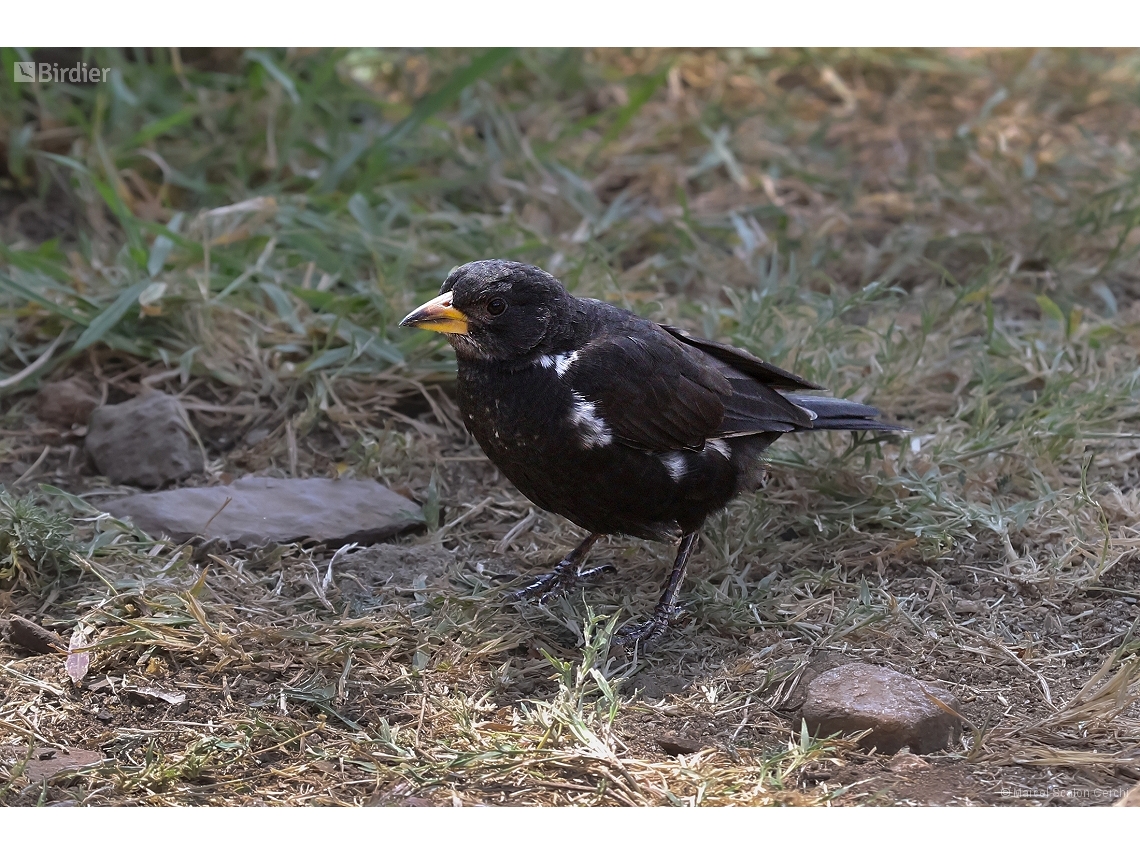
614;532;698;647
507;533;615;603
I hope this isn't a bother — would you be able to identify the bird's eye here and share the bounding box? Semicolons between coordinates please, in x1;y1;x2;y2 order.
487;297;507;316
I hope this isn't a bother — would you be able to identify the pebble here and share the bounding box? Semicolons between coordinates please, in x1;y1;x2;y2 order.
657;733;703;756
34;377;99;428
86;392;204;487
18;747;106;782
802;663;962;755
4;615;64;654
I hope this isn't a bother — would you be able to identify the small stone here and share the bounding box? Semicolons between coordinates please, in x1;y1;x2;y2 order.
86;392;204;487
5;615;64;654
19;747;105;782
802;663;962;755
888;748;930;773
34;377;99;428
657;733;703;756
100;476;423;548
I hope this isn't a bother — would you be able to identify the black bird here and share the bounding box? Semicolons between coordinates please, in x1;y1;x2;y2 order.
401;260;905;644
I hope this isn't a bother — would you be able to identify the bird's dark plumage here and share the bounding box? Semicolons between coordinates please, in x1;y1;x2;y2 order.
401;259;905;644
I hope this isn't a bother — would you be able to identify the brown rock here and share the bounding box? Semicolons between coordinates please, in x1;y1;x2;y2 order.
5;615;64;654
86;392;204;487
19;747;105;782
802;663;962;755
657;733;703;756
100;476;423;547
775;653;856;712
34;377;99;427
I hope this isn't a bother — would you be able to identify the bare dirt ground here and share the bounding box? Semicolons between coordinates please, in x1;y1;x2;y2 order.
2;48;1140;805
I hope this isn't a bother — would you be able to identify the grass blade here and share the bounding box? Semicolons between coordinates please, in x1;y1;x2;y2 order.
69;280;150;354
0;272;89;325
384;48;517;146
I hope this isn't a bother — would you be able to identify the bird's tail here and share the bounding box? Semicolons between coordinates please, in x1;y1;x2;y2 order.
783;394;908;433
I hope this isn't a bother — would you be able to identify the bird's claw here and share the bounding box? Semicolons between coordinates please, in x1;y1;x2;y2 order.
507;563;616;604
504;570;562;602
613;608;678;648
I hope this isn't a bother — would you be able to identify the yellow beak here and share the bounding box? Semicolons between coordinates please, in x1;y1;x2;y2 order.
399;292;469;335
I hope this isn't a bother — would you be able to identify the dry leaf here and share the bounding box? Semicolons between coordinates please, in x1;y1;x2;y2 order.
125;686;189;713
65;624;91;684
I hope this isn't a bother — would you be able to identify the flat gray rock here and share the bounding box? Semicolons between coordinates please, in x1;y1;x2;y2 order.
86;392;204;487
802;663;962;755
100;476;423;547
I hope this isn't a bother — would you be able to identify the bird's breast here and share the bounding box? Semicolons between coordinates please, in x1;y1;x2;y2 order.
456;361;578;462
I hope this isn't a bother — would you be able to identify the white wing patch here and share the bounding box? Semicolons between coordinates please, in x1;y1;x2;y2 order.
569;393;613;448
553;351;579;376
537;351;580;377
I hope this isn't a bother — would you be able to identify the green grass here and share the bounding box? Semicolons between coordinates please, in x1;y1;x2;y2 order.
0;488;73;593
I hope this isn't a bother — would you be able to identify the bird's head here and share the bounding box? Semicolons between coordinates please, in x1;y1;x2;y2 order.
400;260;571;361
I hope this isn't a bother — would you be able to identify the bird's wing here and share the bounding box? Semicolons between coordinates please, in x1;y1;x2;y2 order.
563;325;730;453
662;325;824;391
659;325;821;436
712;362;818;435
564;319;831;450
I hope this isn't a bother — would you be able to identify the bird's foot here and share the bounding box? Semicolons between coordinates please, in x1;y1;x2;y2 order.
613;608;678;648
507;563;616;604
